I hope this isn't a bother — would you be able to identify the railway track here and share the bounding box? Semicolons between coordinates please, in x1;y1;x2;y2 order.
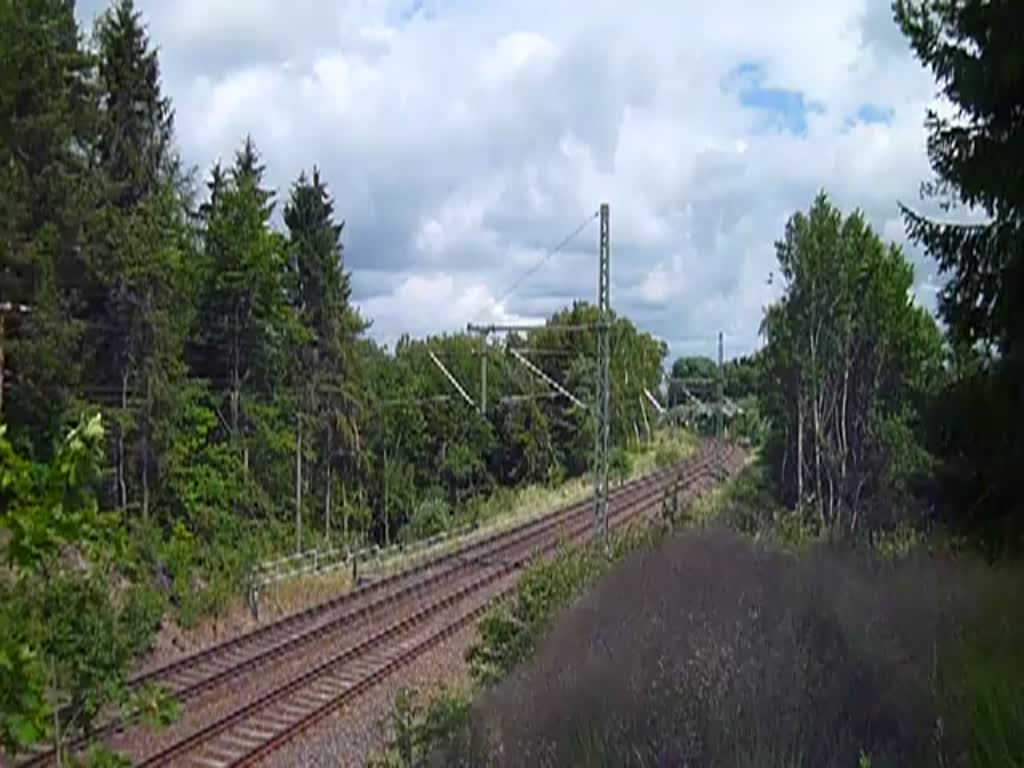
18;441;746;768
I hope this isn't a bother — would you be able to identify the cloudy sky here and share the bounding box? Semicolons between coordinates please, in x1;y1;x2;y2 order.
75;0;942;361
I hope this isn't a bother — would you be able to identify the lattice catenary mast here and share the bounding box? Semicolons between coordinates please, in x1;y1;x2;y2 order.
594;203;611;539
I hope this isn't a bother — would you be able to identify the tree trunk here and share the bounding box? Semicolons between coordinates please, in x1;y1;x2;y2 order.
796;394;804;508
118;369;128;510
810;328;825;529
141;371;152;521
383;449;389;547
342;484;349;543
230;311;240;437
0;315;5;419
325;462;332;545
325;423;333;545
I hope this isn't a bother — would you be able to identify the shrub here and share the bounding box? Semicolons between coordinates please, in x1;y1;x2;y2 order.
459;528;980;767
370;687;474;768
654;442;684;469
400;497;450;544
871;521;927;562
466;525;662;688
608;447;632;487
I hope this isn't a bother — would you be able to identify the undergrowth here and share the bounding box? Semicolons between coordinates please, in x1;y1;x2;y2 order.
139;430;695;636
373;461;1023;768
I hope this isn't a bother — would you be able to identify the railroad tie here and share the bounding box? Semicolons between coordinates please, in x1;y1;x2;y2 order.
205;741;246;761
220;731;263;751
279;701;312;719
312;680;345;698
254;714;293;731
189;754;231;768
235;724;277;741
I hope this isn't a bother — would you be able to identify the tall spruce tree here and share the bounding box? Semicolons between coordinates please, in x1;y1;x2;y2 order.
895;0;1024;550
284;168;366;543
90;0;189;519
0;0;98;457
195;136;296;516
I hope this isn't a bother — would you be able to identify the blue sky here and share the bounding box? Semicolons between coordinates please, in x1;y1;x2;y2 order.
75;0;942;363
725;61;825;136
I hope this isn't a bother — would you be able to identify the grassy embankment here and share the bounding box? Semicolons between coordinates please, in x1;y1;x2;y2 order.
151;429;697;655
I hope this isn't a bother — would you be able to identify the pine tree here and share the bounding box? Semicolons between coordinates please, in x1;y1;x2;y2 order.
284;168;367;543
895;0;1024;550
195;136;295;514
95;0;176;209
89;0;189;518
0;0;98;457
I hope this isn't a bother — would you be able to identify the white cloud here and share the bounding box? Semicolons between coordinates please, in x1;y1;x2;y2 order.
76;0;943;362
358;273;538;346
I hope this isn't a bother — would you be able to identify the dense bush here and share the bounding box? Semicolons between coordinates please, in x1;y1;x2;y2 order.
441;528;1018;767
400;498;451;544
466;538;619;687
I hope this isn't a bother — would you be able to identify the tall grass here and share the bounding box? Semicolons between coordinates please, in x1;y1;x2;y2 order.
419;528;1021;767
937;566;1024;768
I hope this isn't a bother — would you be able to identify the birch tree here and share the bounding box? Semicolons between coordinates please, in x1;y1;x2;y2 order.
761;193;943;536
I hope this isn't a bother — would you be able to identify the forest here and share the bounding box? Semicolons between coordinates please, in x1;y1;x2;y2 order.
0;0;670;559
0;1;676;758
1;0;1022;763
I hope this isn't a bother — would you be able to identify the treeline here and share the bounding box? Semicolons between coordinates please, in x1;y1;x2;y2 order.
0;0;665;558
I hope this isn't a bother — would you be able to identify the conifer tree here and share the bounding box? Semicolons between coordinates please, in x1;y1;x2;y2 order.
0;0;98;457
90;0;189;518
895;0;1024;549
284;168;367;541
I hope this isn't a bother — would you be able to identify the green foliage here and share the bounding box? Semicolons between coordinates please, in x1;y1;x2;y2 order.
0;586;49;755
726;397;768;446
938;569;1024;768
654;440;686;469
608;446;632;486
894;0;1024;553
400;498;450;545
693;458;822;551
668;355;718;406
0;416;168;762
723;354;761;400
0;415;122;569
870;521;927;562
159;383;243;532
370;687;474;768
760;192;943;537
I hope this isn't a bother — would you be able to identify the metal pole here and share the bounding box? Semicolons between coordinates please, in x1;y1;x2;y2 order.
717;331;724;440
295;420;302;553
480;333;487;416
594;203;611;540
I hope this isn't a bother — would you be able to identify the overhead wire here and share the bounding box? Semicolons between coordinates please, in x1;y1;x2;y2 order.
469;210;599;328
